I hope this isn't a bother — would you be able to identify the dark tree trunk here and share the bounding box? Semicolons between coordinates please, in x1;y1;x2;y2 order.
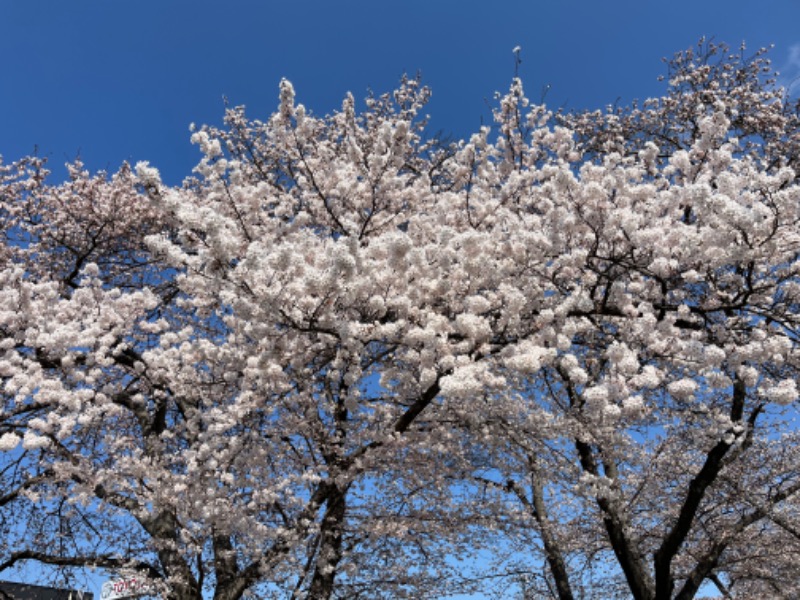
306;484;347;600
530;475;574;600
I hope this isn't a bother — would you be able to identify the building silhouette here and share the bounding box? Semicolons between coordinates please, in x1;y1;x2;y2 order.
0;581;93;600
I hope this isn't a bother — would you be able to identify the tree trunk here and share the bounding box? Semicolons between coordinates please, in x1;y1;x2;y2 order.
526;456;574;600
306;484;347;600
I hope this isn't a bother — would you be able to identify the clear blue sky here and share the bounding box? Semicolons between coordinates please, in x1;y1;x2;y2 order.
3;1;800;185
2;1;800;185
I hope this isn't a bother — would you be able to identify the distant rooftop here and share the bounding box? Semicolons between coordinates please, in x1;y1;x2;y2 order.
0;581;93;600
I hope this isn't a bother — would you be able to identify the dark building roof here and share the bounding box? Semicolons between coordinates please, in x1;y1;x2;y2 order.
0;581;93;600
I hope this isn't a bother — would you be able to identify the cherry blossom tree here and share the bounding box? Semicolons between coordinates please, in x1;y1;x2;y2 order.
0;156;178;589
461;42;800;599
1;42;799;600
